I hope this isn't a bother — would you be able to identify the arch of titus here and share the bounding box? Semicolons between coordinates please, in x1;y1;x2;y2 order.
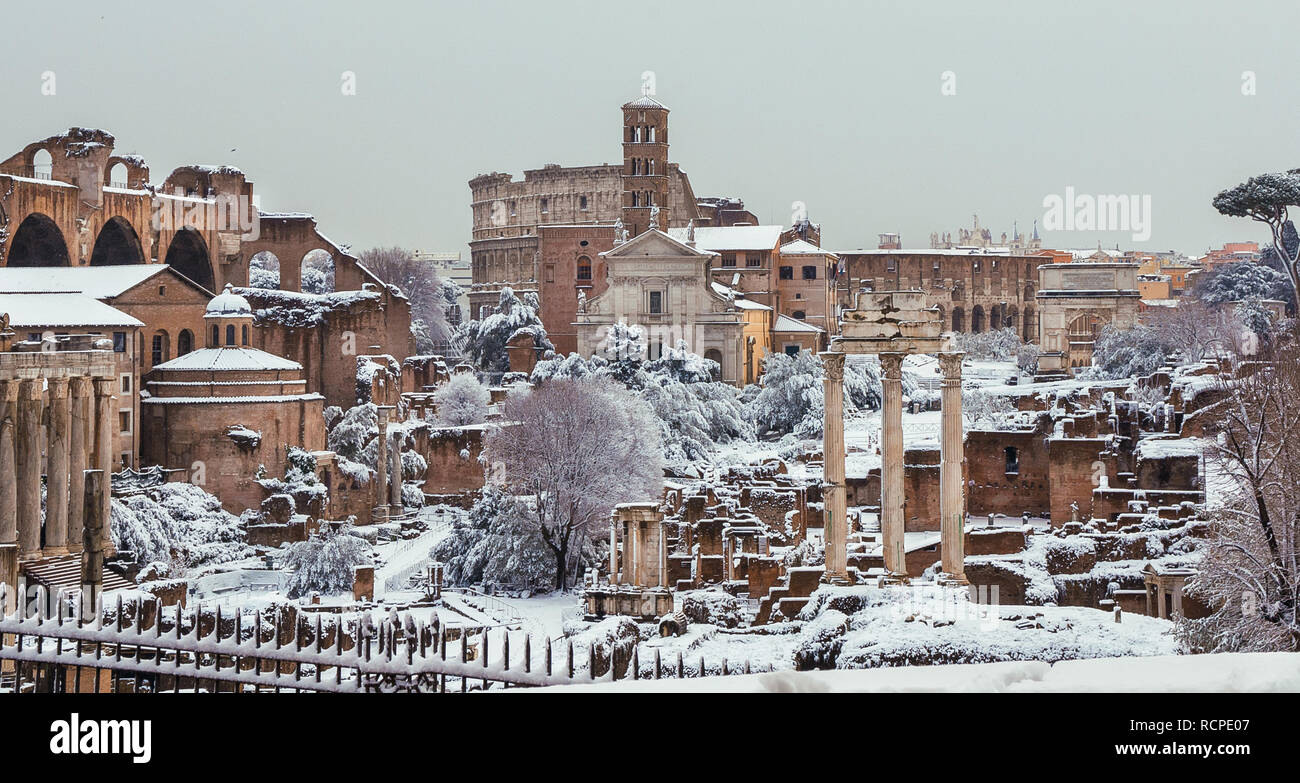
0;323;118;605
821;289;967;585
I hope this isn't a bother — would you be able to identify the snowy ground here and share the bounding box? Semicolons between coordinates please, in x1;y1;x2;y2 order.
531;652;1300;693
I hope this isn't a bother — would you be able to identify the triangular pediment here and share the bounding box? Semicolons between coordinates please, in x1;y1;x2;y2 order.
602;228;716;260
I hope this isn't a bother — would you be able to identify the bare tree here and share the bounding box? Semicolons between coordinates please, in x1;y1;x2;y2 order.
357;246;460;351
1188;337;1300;651
485;378;663;590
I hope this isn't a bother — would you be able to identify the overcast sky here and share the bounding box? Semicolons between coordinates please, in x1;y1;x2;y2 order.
4;0;1298;256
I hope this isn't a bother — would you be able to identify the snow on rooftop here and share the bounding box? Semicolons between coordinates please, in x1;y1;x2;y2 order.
0;292;143;328
774;313;823;333
710;281;771;310
779;239;837;257
1134;436;1205;461
0;264;188;299
152;346;302;372
668;225;784;251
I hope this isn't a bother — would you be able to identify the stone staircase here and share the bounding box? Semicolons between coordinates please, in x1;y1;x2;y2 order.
753;566;825;625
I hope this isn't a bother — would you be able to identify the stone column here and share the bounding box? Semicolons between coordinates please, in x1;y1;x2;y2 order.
67;378;91;555
389;428;403;508
0;381;17;598
609;519;618;584
43;378;70;555
938;352;968;584
879;352;907;581
819;351;850;584
92;379;115;556
374;406;389;517
16;379;44;559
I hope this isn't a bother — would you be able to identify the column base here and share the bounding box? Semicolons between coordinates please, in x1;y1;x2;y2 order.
820;571;854;587
42;545;69;557
937;571;969;587
882;571;910;586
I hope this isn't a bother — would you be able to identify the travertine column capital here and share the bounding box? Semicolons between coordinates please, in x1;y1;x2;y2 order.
879;352;905;378
47;376;70;398
938;351;965;380
70;376;93;398
0;379;19;403
819;351;845;381
17;379;43;402
92;377;116;399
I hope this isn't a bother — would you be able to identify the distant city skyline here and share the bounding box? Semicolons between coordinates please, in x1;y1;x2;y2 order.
3;0;1295;258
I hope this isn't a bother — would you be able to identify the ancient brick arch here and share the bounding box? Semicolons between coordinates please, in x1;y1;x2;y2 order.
89;215;146;266
163;227;215;290
103;155;149;189
6;212;70;266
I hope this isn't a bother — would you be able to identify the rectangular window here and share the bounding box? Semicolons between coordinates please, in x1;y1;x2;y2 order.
886;258;896;272
579;195;588;211
746;254;762;268
779;266;793;280
802;266;817;280
119;452;133;469
544;265;555;283
721;254;737;268
933;259;941;272
120;373;131;394
540;198;548;214
649;290;663;314
784;345;800;356
1005;446;1020;475
113;332;127;353
119;409;132;436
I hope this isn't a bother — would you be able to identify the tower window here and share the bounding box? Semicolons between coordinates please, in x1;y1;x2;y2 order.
226;324;236;346
779;266;794;280
211;325;219;346
802;266;818;280
792;310;806;320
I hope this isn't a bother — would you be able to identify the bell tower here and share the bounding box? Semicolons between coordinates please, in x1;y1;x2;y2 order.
621;95;670;238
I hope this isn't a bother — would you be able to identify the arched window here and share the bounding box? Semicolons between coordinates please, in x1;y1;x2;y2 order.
31;148;52;179
151;331;170;366
242;324;249;346
576;256;592;281
990;304;1003;330
225;324;236;346
971;305;985;333
178;329;194;356
108;162;128;188
1005;447;1020;474
952;307;964;332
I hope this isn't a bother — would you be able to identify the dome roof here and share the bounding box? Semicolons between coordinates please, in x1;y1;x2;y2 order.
205;283;252;318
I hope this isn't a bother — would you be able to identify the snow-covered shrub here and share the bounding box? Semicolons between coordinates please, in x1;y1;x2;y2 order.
282;524;372;598
954;327;1021;362
531;337;752;469
1193;260;1293;309
432;486;556;591
110;483;252;570
1088;324;1174;380
327;403;377;464
746;352;882;439
679;590;742;628
256;446;329;514
783;538;826;568
963;390;1018;431
561;616;640;678
433;373;489;426
455;286;553;372
248;252;280;290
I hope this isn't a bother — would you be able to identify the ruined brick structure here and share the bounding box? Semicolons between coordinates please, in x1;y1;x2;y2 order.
836;249;1041;340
